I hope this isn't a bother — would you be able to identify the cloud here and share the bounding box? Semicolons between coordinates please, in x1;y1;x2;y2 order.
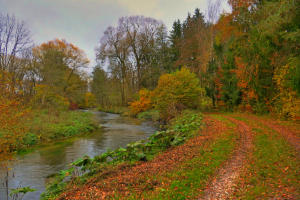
116;0;162;17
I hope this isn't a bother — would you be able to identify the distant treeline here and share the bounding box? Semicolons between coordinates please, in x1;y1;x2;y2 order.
91;0;299;120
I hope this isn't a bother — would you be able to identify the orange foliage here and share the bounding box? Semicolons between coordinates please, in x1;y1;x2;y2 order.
228;0;255;12
33;38;89;68
233;56;258;111
0;71;28;162
129;89;153;116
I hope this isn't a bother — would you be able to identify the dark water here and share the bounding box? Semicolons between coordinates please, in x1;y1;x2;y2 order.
0;111;156;200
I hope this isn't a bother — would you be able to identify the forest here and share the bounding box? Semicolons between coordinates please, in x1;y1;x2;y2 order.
0;0;299;199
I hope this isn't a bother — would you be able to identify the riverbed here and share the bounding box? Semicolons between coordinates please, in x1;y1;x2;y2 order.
0;111;156;200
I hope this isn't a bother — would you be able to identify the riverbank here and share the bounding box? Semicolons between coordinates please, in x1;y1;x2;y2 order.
17;109;97;154
97;106;129;115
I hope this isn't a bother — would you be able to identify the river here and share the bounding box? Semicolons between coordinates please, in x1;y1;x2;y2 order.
0;111;157;200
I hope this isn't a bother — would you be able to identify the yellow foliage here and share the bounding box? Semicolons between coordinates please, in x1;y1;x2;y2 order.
153;67;203;120
273;65;300;120
33;84;69;109
84;92;97;108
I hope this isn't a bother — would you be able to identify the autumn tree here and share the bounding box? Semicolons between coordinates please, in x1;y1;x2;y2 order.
0;71;27;162
32;39;89;108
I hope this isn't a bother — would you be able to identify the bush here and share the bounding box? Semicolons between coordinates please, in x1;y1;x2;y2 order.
23;133;38;146
153;67;203;120
129;89;153;116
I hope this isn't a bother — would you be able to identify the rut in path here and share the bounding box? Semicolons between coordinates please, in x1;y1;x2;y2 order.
202;117;253;200
250;115;300;155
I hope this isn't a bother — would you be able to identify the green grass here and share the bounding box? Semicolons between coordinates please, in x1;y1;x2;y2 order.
17;109;97;152
235;133;300;199
209;114;237;128
122;131;237;200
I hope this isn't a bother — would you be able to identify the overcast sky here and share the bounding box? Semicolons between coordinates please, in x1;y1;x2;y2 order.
0;0;229;72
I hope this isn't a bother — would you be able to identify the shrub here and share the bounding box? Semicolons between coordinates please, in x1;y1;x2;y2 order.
153;67;203;120
23;133;38;146
129;89;153;116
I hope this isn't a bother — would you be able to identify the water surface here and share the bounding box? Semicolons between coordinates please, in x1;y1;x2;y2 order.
0;111;156;200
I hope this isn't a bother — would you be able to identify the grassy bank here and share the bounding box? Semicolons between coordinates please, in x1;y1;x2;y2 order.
18;109;97;152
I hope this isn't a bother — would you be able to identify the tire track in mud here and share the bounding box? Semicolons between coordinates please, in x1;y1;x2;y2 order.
254;116;300;155
202;116;254;200
234;113;300;155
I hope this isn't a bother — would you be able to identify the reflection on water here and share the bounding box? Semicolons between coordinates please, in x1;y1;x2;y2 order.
0;111;156;200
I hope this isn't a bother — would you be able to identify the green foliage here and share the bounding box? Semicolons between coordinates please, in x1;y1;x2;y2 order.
220;51;241;111
202;0;300;117
22;133;38;146
41;167;75;200
10;187;36;200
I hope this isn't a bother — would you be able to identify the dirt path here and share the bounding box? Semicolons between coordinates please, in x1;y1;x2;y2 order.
236;113;300;155
257;118;300;154
59;116;228;200
202;116;254;200
229;113;300;199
